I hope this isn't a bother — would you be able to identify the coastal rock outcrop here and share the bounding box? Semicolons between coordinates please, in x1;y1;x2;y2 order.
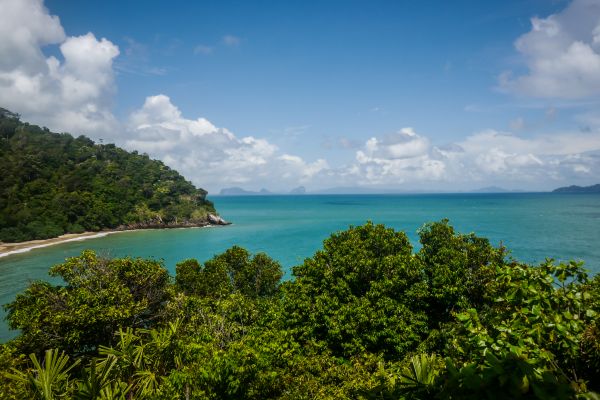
113;214;231;231
208;214;231;225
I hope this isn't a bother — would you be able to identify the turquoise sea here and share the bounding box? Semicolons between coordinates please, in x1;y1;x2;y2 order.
1;193;599;341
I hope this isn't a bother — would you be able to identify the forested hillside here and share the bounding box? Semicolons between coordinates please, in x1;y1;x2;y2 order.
0;108;217;242
1;221;598;399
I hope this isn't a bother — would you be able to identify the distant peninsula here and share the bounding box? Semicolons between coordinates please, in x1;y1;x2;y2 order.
552;184;600;194
0;108;227;243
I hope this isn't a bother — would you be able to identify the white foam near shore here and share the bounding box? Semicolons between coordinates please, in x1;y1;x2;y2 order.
0;232;114;259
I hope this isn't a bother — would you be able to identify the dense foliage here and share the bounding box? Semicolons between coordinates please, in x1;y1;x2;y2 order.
1;220;599;399
0;108;215;242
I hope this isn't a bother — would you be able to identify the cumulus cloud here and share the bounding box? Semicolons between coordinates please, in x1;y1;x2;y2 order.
0;0;64;71
344;127;600;189
500;0;600;98
2;0;597;193
350;128;444;185
457;130;600;185
0;0;119;137
126;95;329;192
126;112;597;191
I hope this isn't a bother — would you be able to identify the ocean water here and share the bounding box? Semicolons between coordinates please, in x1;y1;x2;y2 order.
1;193;599;341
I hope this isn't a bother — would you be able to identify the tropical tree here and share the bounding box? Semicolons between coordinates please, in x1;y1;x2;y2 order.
2;222;599;399
282;222;430;359
6;349;79;400
75;356;131;400
176;246;283;299
5;250;170;355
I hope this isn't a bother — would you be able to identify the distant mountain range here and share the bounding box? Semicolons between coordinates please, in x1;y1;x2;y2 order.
218;186;306;196
469;186;527;193
470;186;507;193
313;186;526;194
552;184;600;194
219;187;272;196
218;186;530;195
218;184;600;196
218;186;405;195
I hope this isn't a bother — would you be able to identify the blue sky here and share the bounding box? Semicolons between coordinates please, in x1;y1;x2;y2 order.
1;0;600;192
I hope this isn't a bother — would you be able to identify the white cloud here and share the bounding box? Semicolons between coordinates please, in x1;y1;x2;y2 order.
361;128;430;160
446;130;600;185
500;0;600;98
457;129;600;156
124;105;600;191
343;127;600;189
0;0;119;137
126;95;329;193
277;154;329;181
351;128;445;185
1;0;597;193
0;0;65;72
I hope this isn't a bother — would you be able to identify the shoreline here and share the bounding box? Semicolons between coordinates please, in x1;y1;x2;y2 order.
0;214;231;259
0;222;229;259
0;231;124;259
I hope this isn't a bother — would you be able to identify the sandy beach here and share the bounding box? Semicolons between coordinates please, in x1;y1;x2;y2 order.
0;231;117;258
0;223;225;259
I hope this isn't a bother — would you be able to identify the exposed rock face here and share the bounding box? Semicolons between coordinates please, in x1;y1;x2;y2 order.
114;214;230;231
207;214;231;225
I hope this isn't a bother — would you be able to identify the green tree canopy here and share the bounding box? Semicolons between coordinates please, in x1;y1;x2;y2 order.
282;222;430;358
2;221;599;399
175;246;283;298
5;250;170;356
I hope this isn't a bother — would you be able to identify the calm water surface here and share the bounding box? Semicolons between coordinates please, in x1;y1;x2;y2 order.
1;193;599;341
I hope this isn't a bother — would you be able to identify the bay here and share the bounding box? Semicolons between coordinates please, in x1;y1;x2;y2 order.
1;193;599;342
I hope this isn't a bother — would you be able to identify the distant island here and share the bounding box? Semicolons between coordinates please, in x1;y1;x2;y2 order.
219;186;307;195
0;108;227;243
216;184;600;196
218;185;536;195
470;186;511;193
219;187;273;196
552;184;600;194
